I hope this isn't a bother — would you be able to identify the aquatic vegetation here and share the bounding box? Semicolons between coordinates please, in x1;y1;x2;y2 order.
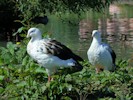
0;42;132;100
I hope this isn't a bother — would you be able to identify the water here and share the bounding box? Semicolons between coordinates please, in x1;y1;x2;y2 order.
43;4;133;61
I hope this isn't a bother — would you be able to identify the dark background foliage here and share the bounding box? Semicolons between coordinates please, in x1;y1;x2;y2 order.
0;0;117;40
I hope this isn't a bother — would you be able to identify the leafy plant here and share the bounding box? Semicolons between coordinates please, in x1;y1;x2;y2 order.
0;42;26;65
0;42;133;100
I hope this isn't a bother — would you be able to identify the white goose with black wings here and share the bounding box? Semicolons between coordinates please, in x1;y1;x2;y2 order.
27;28;83;81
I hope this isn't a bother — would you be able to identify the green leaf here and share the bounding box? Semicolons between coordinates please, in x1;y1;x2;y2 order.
13;27;27;36
0;75;4;81
61;96;72;100
0;47;8;53
41;85;47;92
101;78;107;83
6;42;15;55
29;62;34;67
17;81;27;87
22;56;29;66
0;87;4;93
35;67;46;74
65;74;72;82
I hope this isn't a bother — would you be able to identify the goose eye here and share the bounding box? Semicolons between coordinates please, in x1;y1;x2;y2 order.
31;30;35;33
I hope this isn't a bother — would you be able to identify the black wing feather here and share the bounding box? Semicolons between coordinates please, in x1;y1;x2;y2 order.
104;43;116;64
44;39;83;61
109;49;116;64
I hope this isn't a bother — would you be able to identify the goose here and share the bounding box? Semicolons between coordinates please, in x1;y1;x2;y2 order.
87;30;116;73
27;27;83;82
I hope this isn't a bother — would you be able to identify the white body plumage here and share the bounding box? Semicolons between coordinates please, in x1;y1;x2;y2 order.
27;39;75;75
87;30;116;72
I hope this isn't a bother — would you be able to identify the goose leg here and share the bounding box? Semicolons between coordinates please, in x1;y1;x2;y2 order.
48;76;52;82
96;67;101;73
96;65;104;73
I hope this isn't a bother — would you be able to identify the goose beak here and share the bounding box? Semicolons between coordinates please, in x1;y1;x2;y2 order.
26;33;30;38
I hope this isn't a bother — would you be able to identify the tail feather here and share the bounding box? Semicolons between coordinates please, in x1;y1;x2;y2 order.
110;64;118;72
72;62;83;72
57;61;83;75
72;54;84;62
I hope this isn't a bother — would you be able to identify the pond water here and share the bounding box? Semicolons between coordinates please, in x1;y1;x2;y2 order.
43;4;133;61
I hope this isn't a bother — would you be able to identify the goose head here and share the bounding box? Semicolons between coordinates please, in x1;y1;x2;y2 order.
27;27;42;38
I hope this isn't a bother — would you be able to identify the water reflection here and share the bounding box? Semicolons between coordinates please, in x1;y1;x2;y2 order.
78;19;93;40
109;4;121;18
